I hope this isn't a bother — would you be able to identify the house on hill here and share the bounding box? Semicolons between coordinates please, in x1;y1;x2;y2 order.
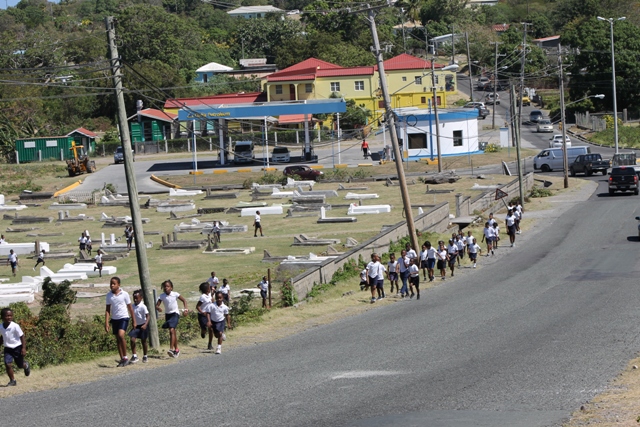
227;6;284;18
66;127;97;154
262;54;457;116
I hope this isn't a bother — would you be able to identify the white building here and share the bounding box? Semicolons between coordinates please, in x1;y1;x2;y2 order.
395;108;480;160
227;6;284;18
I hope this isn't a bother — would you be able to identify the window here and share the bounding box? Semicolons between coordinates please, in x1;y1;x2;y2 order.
402;76;407;82
330;82;340;92
434;75;439;85
421;96;426;104
275;85;283;94
305;83;312;93
203;74;208;83
378;100;385;109
436;96;442;106
453;130;463;147
354;81;364;91
408;133;427;149
414;76;422;85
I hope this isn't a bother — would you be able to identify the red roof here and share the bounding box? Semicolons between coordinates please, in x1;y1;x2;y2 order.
492;24;510;32
278;58;342;73
278;114;312;124
379;53;442;71
533;35;560;42
164;92;267;109
128;108;177;123
317;67;374;77
67;127;97;138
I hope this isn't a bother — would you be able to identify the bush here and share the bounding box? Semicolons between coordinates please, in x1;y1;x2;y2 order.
230;293;266;325
281;280;298;307
529;185;553;198
484;143;501;153
42;278;77;309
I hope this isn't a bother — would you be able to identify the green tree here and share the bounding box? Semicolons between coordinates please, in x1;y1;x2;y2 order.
232;15;302;63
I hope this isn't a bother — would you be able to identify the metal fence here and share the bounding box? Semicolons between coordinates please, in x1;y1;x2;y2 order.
575;112;607;132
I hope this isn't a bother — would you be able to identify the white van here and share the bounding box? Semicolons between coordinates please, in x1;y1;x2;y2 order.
233;141;255;164
534;146;591;172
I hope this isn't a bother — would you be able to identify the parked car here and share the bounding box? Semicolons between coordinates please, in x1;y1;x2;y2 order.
612;152;637;166
463;102;490;119
534;146;591;172
608;166;640;195
113;146;135;164
529;110;544;123
520;94;531;106
549;134;571;148
485;93;500;105
536;119;553;133
477;77;490;90
271;146;291;163
570;153;610;176
283;165;323;181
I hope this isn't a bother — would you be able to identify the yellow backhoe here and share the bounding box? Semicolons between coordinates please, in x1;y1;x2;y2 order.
66;141;96;177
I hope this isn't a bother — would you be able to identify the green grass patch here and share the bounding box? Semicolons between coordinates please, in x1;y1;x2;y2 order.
587;126;640;149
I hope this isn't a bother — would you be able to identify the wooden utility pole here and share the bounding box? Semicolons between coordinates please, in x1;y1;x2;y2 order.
516;23;530;207
361;4;419;251
431;60;443;173
558;42;569;189
105;16;159;348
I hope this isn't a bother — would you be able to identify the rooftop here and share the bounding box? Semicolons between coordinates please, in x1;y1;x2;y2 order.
196;62;234;73
227;6;283;15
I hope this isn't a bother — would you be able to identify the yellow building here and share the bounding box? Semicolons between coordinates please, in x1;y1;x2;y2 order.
263;54;457;117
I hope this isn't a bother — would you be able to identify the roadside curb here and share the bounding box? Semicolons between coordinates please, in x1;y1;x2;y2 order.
53;180;82;197
150;174;181;189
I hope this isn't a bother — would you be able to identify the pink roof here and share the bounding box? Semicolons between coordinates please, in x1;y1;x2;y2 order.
67;127;97;138
492;24;510;32
379;53;442;71
128;108;177;123
533;35;560;42
164;92;267;109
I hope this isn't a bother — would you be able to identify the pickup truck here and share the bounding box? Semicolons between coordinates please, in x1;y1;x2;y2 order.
570;153;610;176
608;166;639;195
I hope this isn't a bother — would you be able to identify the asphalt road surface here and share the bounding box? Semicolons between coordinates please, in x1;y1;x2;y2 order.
4;178;640;426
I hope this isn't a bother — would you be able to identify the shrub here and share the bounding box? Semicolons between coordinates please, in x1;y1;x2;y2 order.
230;293;266;325
529;185;553;198
42;278;77;309
484;143;501;153
281;280;298;307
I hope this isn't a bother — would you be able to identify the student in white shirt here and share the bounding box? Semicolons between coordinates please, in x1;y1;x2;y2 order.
467;238;482;268
387;253;399;294
105;276;136;367
505;209;517;247
128;290;150;363
212;221;222;242
488;213;498;228
482;221;495;256
405;243;417;261
258;276;269;308
78;232;87;252
419;244;429;280
33;249;45;271
436;241;449;280
359;268;368;291
408;258;421;300
1;307;30;386
6;249;18;277
219;278;231;304
366;253;384;303
93;250;104;277
447;239;459;277
254;211;263;237
155;280;188;359
206;271;219;292
196;282;214;349
455;235;466;267
514;206;522;234
205;291;231;354
424;241;437;282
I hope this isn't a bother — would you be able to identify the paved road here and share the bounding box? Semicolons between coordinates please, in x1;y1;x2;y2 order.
4;178;640;426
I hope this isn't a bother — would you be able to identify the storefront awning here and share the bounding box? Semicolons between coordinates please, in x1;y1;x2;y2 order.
278;114;313;124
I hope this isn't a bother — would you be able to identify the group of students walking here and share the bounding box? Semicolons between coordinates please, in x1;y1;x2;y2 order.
360;203;523;303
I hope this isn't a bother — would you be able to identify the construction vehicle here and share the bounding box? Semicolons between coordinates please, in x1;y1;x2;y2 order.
66;141;96;177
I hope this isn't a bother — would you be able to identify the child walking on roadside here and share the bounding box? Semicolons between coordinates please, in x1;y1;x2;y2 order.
196;282;215;350
33;249;45;271
467;238;482;268
436;241;448;280
424;241;437;282
359;267;368;291
155;280;188;358
219;278;230;304
0;308;30;386
419;244;429;280
129;290;149;363
387;253;399;294
205;291;231;354
482;221;494;256
492;223;500;249
408;258;420;299
105;276;136;367
447;239;459;277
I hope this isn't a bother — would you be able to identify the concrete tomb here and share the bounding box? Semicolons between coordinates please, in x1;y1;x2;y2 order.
347;203;392;215
317;206;357;224
344;192;380;200
169;188;203;197
240;206;283;217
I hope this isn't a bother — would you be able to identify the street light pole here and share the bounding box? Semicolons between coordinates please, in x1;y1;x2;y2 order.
559;42;569;189
598;16;625;154
430;61;459;173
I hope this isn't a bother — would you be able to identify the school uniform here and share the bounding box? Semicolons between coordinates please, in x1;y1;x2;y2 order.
259;280;269;300
219;284;230;303
406;248;417;261
106;290;132;334
398;256;410;295
409;264;420;288
207;276;219;291
483;227;495;244
78;236;87;251
387;260;398;281
205;302;229;333
366;261;382;288
455;238;466;258
197;294;213;329
436;248;448;271
419;250;428;269
254;214;261;235
506;214;516;236
129;301;150;339
94;253;103;269
359;269;368;290
0;321;25;368
447;244;458;267
36;252;45;264
157;291;181;329
8;253;17;269
468;243;481;261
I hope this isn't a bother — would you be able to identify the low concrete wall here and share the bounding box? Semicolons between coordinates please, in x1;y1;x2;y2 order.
288;202;450;301
458;172;535;217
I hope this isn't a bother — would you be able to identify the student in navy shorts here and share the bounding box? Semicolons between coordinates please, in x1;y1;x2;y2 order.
1;307;30;386
156;280;189;358
105;276;135;367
